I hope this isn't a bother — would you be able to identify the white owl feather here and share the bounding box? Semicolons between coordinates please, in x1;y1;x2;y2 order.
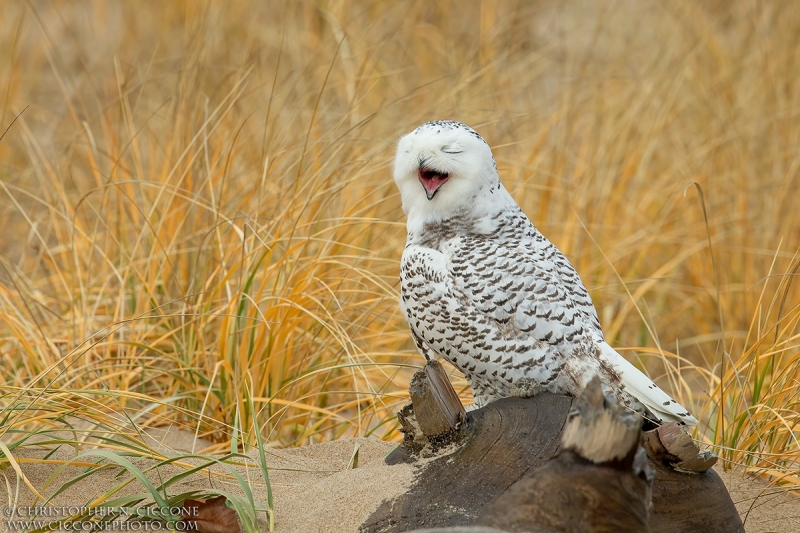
394;120;697;426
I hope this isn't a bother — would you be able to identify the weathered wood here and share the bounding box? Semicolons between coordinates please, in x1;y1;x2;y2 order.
408;526;510;533
475;377;652;533
408;526;512;533
642;424;741;533
396;401;427;456
410;361;467;438
362;373;742;533
475;450;651;533
362;394;573;532
648;459;743;533
394;362;469;458
560;376;643;467
642;423;717;473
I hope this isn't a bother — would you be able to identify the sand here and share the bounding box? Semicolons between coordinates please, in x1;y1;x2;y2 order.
0;431;414;533
716;468;800;533
1;429;797;532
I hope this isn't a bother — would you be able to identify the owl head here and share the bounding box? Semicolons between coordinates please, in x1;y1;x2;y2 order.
393;121;501;224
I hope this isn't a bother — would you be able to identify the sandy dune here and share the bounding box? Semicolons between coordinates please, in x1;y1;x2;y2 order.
1;432;797;532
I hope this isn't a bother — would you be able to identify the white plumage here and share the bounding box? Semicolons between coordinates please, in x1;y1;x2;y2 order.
394;120;697;426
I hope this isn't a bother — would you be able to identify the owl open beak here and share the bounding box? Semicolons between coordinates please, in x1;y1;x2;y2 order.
418;168;450;200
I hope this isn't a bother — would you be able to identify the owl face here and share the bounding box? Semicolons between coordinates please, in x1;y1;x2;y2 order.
393;121;499;221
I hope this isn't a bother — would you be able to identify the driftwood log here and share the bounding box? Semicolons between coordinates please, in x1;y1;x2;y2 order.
361;363;743;533
474;376;652;533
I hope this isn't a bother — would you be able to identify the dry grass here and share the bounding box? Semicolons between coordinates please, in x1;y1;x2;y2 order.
1;0;799;518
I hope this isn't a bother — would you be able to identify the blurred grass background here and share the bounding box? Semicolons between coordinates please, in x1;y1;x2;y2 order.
0;0;798;484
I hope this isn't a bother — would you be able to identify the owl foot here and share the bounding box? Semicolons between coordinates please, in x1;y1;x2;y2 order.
510;378;542;399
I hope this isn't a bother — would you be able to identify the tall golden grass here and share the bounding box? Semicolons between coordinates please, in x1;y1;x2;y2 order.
1;0;798;489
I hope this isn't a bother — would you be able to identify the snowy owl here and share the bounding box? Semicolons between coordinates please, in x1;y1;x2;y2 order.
394;120;697;425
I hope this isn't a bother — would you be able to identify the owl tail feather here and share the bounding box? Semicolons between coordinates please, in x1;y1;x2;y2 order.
597;341;698;426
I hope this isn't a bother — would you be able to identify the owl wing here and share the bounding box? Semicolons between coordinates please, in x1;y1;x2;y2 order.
448;232;602;346
442;235;697;425
400;242;567;403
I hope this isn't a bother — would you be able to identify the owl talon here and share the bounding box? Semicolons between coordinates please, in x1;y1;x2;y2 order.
510;378;542;399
